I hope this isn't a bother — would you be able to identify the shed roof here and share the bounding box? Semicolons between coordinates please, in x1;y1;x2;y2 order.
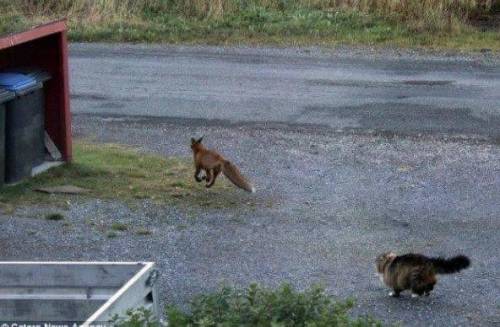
0;19;67;51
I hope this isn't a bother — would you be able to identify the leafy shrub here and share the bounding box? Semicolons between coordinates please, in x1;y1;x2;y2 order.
112;308;158;327
166;283;382;326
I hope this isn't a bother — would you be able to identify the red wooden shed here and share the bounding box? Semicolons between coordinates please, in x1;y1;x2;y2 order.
0;20;72;162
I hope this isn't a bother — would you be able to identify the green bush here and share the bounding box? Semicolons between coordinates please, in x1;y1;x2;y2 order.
166;283;382;327
112;308;158;327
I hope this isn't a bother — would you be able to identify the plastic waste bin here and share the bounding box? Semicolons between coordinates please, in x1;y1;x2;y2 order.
0;88;15;187
0;72;44;183
9;68;52;166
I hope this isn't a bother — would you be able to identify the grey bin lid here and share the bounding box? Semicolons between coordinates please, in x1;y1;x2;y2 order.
0;88;15;103
8;68;51;83
26;70;51;83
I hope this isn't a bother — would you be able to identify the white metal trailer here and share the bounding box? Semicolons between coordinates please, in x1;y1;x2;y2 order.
0;261;161;324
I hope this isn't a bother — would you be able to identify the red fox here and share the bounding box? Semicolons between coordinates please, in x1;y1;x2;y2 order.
190;137;255;193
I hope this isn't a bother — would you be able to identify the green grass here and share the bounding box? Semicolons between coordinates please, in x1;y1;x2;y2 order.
135;228;152;236
68;9;500;51
0;12;30;36
110;222;129;231
106;230;118;239
1;1;498;52
0;142;254;213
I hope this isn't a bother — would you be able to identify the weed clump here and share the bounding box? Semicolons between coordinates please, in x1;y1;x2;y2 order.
45;212;64;221
111;222;129;231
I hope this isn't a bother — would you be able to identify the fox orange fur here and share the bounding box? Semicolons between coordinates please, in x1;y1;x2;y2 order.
190;137;255;193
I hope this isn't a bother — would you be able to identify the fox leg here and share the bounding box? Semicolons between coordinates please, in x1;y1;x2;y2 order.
205;169;213;187
206;166;221;188
194;167;205;182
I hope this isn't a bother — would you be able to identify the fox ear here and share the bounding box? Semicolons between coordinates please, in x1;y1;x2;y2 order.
191;137;197;145
197;136;204;143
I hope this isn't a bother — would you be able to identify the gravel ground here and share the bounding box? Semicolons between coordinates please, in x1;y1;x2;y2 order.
1;114;499;326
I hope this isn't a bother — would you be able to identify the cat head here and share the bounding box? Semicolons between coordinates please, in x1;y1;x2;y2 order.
375;252;397;273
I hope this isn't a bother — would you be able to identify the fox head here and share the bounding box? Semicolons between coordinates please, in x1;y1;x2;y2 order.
191;136;204;150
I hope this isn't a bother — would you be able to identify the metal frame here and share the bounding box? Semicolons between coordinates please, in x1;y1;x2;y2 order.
83;262;161;325
0;261;161;323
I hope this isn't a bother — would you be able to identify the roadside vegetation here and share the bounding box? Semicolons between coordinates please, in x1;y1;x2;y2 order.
0;0;498;51
0;142;253;213
113;284;383;326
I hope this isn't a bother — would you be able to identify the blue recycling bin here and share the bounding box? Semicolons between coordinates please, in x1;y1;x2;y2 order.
0;73;45;183
0;88;15;187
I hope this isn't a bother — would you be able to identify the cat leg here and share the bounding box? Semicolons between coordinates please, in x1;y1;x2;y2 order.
389;289;401;297
411;286;426;298
409;271;427;298
424;283;435;296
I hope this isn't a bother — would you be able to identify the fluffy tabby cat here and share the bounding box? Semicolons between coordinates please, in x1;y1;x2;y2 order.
376;252;470;297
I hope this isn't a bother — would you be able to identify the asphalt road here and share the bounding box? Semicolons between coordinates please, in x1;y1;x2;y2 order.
70;44;500;140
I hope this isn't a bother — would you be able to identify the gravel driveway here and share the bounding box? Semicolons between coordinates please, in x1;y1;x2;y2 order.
1;114;499;326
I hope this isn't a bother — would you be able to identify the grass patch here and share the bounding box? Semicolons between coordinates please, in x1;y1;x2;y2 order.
45;212;64;221
106;231;118;239
0;142;251;212
0;12;31;35
54;10;500;51
175;224;188;231
135;228;152;236
110;222;128;232
0;1;498;51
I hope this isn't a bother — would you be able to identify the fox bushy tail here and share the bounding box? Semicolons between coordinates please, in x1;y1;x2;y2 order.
222;160;255;193
430;255;470;274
